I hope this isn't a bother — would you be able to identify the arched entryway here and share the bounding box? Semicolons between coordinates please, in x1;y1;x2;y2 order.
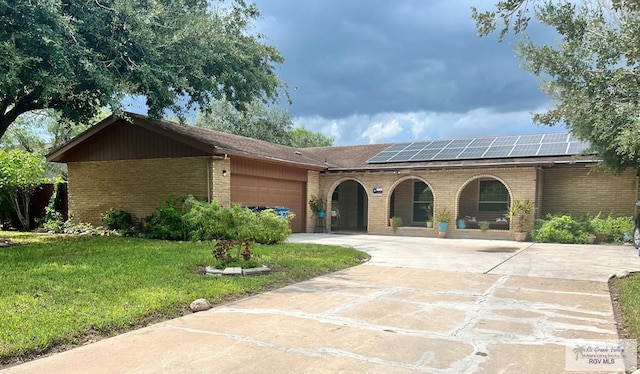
389;178;434;227
456;176;512;231
329;179;368;232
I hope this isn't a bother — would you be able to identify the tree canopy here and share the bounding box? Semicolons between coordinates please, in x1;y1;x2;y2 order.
196;99;334;147
0;149;46;229
0;0;283;140
473;0;640;171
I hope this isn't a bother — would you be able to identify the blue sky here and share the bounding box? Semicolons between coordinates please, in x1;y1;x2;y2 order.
248;0;563;146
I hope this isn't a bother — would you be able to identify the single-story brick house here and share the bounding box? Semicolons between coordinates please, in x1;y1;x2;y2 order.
47;113;640;238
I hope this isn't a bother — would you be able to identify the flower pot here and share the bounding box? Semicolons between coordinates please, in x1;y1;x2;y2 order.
317;210;326;218
426;221;433;229
514;232;527;242
457;219;466;229
438;231;447;239
438;222;448;233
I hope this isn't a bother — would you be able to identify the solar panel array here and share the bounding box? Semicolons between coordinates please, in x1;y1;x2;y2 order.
367;133;590;164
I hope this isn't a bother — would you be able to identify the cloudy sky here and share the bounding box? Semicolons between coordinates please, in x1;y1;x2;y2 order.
248;0;562;146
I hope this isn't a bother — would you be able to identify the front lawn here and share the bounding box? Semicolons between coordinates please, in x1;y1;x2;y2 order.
612;273;640;364
0;233;369;366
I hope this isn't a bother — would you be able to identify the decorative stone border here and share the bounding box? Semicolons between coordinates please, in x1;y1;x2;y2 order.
205;265;271;277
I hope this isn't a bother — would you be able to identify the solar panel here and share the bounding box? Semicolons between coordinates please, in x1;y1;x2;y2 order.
469;138;496;147
448;139;473;148
389;150;419;162
491;136;519;146
457;147;487;159
404;142;430;151
537;143;568;156
567;141;590;154
412;149;441;160
425;140;452;149
516;134;544;144
433;148;465;160
365;133;591;164
542;133;568;143
510;144;541;157
483;145;513;158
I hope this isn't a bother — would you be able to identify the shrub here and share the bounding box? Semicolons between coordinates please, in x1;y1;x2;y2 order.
41;179;66;233
100;208;133;230
532;214;591;244
589;214;634;243
253;209;292;244
144;197;185;240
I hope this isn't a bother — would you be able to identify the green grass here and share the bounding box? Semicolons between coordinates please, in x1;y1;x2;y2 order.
0;233;369;364
613;273;640;362
615;274;640;335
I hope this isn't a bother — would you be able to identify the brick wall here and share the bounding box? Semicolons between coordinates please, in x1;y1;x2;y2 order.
306;171;320;232
67;157;210;225
212;157;231;207
317;167;538;238
541;165;637;217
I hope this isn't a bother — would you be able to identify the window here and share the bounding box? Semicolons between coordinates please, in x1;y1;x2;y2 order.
478;179;509;212
332;186;339;201
413;181;434;222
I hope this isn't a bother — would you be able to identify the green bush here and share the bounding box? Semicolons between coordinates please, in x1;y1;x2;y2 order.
144;197;185;240
183;198;292;245
590;214;634;243
532;213;634;244
532;214;591;244
253;209;292;244
41;179;66;233
100;208;133;230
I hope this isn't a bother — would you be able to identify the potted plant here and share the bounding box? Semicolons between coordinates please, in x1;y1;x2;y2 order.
479;221;490;233
435;208;451;238
391;216;403;234
508;200;534;242
308;195;326;218
426;219;433;229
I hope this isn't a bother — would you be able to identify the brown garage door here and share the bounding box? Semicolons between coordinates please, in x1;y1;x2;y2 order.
231;174;306;233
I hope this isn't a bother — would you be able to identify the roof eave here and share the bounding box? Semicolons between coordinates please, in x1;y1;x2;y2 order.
215;147;327;171
324;156;599;172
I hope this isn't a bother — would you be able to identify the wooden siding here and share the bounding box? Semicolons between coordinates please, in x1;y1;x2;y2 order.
231;157;308;182
60;119;209;162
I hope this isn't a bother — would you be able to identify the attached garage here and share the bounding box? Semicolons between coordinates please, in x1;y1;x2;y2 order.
46;113;325;233
231;158;308;233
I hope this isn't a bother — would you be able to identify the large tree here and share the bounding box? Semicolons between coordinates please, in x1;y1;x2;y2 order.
0;0;283;139
196;99;334;147
473;0;640;171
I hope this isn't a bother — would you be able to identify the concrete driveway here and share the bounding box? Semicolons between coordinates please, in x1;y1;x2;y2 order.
4;234;640;374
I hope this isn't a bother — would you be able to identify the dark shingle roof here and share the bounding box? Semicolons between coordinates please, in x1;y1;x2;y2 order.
47;112;597;170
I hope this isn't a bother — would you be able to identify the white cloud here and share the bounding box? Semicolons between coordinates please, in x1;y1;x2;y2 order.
293;106;561;146
360;118;403;144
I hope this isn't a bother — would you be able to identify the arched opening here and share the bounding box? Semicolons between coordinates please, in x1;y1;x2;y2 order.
457;177;511;230
329;179;368;232
389;178;434;227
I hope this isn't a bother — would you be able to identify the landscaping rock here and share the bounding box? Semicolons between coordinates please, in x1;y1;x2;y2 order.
242;266;271;276
0;240;10;248
222;267;242;276
189;298;212;312
205;266;224;276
